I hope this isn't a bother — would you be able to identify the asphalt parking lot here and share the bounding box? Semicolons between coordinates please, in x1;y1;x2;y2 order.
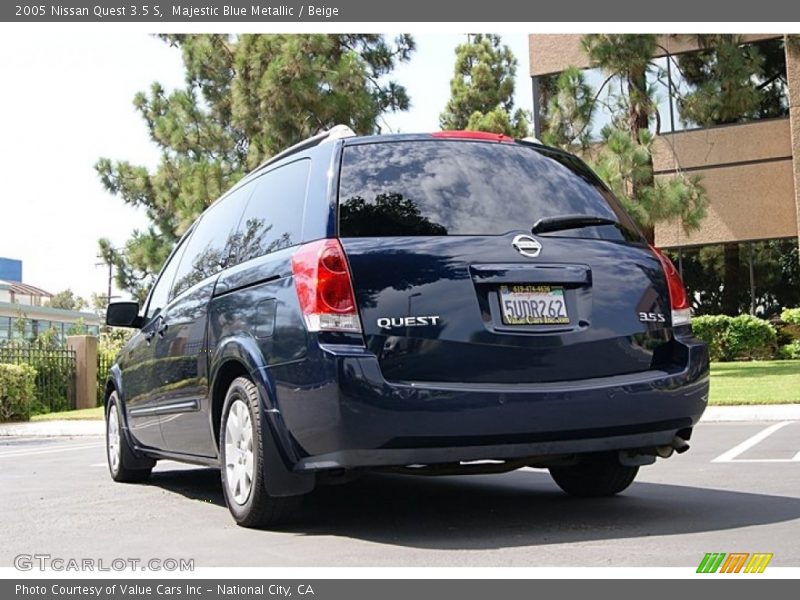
1;421;799;568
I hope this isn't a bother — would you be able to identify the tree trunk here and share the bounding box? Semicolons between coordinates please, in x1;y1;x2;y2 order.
721;242;741;315
628;69;650;142
628;67;656;246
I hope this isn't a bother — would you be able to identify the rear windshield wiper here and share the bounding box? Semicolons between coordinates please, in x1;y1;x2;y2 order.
531;214;618;234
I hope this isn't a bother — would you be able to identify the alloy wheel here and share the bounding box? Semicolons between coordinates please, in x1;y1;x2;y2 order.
224;399;255;505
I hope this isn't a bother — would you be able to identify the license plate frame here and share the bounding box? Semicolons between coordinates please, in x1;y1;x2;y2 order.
499;284;570;326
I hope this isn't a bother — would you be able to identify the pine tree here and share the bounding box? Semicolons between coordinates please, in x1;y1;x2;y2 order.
48;289;88;311
439;34;529;137
539;67;595;150
676;36;787;314
592;127;707;237
541;35;708;245
97;34;415;301
583;35;657;140
678;35;764;127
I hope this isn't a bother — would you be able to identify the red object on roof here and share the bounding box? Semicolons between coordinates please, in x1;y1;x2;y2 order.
431;130;515;143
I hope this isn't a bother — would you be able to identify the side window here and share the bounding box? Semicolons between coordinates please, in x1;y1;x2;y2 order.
169;183;254;299
232;159;310;264
145;237;187;322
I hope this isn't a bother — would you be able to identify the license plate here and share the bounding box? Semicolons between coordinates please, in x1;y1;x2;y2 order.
499;285;569;325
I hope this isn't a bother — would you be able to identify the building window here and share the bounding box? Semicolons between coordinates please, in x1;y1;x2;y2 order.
654;38;788;133
535;37;789;140
0;318;99;345
9;318;23;341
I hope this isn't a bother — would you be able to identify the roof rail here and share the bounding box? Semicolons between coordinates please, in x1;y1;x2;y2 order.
255;124;356;172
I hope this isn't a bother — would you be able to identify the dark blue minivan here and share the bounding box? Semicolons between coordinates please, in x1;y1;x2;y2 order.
104;126;709;528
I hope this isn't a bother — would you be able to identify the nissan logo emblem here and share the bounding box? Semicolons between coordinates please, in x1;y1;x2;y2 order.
512;234;542;258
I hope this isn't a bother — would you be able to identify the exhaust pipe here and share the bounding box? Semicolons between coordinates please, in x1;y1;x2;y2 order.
652;436;691;459
655;445;674;459
672;436;690;454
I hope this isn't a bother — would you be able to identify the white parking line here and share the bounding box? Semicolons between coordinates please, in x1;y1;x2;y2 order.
0;442;103;459
712;421;796;463
714;458;798;463
0;437;49;444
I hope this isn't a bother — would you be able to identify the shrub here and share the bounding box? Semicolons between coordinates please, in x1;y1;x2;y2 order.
726;315;777;360
778;340;800;360
691;314;776;361
0;363;37;422
777;307;800;346
781;307;800;326
28;355;71;414
691;315;731;361
0;342;74;414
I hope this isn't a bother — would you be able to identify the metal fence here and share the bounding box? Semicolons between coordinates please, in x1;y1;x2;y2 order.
0;346;77;412
97;351;113;406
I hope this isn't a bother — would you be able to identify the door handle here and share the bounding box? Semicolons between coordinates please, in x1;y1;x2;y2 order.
144;316;167;344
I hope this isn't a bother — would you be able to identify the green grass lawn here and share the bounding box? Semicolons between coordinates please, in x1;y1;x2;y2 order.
710;360;800;405
31;406;104;421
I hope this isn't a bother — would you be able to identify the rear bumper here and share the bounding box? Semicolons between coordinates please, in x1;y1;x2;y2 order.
295;428;688;471
274;336;709;471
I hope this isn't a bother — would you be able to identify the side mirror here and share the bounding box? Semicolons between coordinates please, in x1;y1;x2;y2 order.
106;301;143;329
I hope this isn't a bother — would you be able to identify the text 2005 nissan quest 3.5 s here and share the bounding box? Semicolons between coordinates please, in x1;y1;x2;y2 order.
103;126;709;528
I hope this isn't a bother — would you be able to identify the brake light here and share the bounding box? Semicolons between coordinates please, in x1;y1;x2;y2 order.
291;239;362;333
431;130;514;143
650;245;691;327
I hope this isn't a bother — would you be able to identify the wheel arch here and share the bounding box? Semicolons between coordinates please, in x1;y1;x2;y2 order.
102;366;131;432
102;364;155;471
209;358;252;450
102;366;132;431
208;335;281;450
102;364;124;408
209;335;314;497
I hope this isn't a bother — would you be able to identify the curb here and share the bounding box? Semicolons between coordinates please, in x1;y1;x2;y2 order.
0;420;104;437
700;404;800;422
2;405;799;437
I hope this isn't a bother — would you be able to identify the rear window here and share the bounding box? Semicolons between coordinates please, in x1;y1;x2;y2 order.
338;140;639;240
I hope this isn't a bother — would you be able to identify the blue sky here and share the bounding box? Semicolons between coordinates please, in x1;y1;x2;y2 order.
0;32;532;300
382;33;533;132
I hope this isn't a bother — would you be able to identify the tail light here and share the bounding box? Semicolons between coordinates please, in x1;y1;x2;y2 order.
291;239;362;333
650;245;691;327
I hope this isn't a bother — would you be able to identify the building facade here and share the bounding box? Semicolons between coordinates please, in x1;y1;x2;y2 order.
528;34;800;315
0;257;23;282
0;269;100;344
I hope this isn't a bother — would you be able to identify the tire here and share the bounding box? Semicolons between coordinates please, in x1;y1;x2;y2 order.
106;392;153;483
219;376;298;528
549;452;638;497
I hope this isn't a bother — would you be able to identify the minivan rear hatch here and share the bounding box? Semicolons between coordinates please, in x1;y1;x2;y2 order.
336;136;676;384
